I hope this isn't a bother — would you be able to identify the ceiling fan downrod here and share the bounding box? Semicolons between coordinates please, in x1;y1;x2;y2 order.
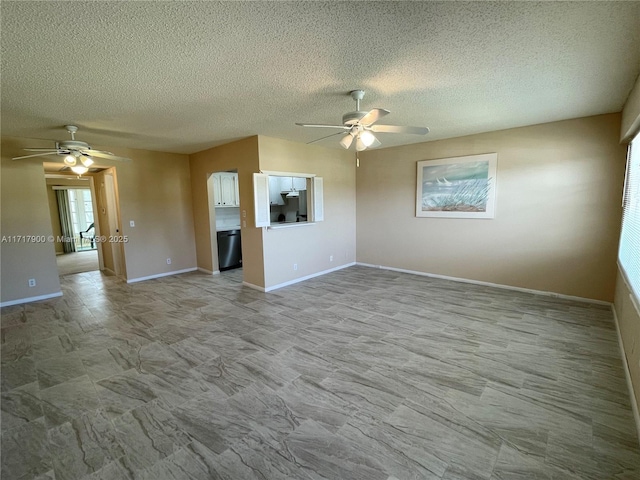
350;89;365;112
65;125;78;141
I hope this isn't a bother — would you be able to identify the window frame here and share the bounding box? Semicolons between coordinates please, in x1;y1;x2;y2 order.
618;131;640;309
253;171;323;228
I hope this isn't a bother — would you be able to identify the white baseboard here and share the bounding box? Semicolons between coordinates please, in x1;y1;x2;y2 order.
243;262;356;293
355;263;611;306
126;267;198;284
242;281;265;292
611;305;640;445
197;267;220;275
263;262;356;292
0;291;63;307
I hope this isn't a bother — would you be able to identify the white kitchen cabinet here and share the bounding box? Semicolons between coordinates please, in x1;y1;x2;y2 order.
278;176;306;194
269;176;285;205
293;177;307;191
213;172;239;207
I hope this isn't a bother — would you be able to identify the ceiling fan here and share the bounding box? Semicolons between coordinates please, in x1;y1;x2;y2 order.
12;125;131;174
296;90;429;151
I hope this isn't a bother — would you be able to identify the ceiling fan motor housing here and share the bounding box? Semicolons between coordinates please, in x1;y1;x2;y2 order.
58;140;91;151
342;111;367;125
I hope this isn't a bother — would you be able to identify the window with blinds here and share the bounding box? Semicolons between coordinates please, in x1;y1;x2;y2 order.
619;131;640;302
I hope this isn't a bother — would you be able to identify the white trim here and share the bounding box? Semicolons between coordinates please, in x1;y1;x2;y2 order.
611;305;640;445
126;267;197;284
260;170;316;178
267;222;316;230
242;281;265;292
198;267;220;275
355;263;611;306
0;291;63;307
260;262;356;292
51;184;89;189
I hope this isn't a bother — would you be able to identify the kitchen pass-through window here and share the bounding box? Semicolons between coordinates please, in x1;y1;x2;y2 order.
253;172;323;228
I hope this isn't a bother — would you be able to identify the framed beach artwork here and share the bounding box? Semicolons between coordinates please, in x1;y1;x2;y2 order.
416;153;497;219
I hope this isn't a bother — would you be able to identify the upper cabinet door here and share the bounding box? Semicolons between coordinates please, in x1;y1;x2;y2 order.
219;174;235;206
211;174;223;206
269;176;285;205
215;172;239;207
234;174;240;206
293;177;307;191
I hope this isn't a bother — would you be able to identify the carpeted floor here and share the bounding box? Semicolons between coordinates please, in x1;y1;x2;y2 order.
56;250;99;276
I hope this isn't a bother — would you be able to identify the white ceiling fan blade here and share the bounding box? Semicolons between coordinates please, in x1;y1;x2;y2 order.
295;123;349;129
358;108;390;126
370;125;430;135
85;150;131;162
307;131;345;144
340;135;354;149
12;151;60;160
24;147;61;152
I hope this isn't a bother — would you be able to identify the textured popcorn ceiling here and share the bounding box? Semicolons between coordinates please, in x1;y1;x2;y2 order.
2;1;639;154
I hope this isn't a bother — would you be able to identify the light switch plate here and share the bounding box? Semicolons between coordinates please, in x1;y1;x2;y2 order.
130;220;135;227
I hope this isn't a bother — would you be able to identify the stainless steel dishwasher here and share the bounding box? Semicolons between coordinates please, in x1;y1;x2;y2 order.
217;229;242;271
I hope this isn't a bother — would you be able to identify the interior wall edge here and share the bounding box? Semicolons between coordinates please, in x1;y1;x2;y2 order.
613;267;640;429
611;304;640;446
355;263;612;306
242;281;266;292
621;72;640;142
197;267;219;275
262;262;357;293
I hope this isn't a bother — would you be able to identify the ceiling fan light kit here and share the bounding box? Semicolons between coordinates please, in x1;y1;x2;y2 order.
70;165;89;175
296;89;429;151
12;125;131;175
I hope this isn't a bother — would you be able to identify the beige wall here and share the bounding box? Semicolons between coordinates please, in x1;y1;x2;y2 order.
96;146;196;281
357;113;626;302
257;136;356;289
1;136;196;304
189;136;265;287
1;137;61;303
614;271;640;413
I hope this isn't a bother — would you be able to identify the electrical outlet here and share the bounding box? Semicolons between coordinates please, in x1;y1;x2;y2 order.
330;255;333;262
293;263;298;271
28;278;36;287
166;258;172;265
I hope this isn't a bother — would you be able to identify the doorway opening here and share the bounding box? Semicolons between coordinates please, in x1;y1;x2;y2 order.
47;178;100;276
207;170;242;277
96;168;125;277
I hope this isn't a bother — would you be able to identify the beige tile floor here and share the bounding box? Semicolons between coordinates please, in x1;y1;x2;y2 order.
1;266;639;479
